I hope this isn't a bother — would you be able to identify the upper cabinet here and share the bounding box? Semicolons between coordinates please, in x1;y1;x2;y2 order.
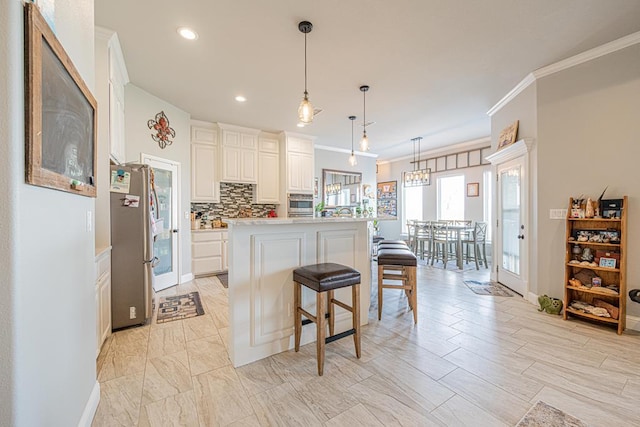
219;123;259;184
96;28;129;165
255;134;280;204
280;132;315;195
191;121;219;202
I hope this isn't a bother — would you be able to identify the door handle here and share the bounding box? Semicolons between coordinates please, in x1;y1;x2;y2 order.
172;229;179;233
517;234;525;240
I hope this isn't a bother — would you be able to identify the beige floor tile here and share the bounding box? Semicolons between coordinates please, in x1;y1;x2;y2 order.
98;332;149;382
381;337;458;380
200;293;229;328
249;382;323;426
287;378;361;423
515;341;607;369
444;347;542;400
622;378;640;399
147;323;185;357
138;390;199;427
446;330;523;360
92;371;144;427
142;350;193;405
182;314;218;342
439;368;530;425
186;333;230;376
430;395;510;427
348;375;443;426
236;357;286;397
325;403;385;427
226;414;261;426
193;365;254;426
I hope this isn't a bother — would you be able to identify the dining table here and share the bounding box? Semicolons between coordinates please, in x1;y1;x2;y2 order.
446;224;475;269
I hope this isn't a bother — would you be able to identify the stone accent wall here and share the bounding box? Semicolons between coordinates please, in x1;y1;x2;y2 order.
191;182;276;220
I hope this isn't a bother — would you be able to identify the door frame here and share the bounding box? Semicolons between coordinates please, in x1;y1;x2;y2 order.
486;139;534;300
141;153;182;289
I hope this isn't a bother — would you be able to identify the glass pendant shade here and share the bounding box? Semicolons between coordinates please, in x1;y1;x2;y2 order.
360;132;369;151
298;92;314;123
349;152;357;166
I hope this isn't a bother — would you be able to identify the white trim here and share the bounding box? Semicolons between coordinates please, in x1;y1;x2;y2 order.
625;315;640;332
181;273;194;284
488;31;640;116
279;130;318;141
77;382;100;427
108;33;130;84
485;138;534;164
94;26;115;41
314;144;378;158
217;122;261;135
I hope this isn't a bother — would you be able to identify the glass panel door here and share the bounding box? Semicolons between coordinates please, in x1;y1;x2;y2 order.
143;155;180;291
497;157;527;295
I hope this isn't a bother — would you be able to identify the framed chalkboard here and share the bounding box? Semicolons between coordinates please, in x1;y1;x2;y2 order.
24;3;97;197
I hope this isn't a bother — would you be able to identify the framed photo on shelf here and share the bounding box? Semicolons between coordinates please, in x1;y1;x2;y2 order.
599;257;617;269
467;182;479;197
497;120;519;150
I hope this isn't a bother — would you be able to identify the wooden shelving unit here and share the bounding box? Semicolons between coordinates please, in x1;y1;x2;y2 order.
563;196;627;334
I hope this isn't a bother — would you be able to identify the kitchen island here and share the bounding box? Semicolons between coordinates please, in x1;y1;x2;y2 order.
225;217;376;367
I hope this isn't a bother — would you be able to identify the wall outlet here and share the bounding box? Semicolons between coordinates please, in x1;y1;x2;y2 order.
86;210;92;232
549;209;567;219
130;306;136;319
184;211;190;219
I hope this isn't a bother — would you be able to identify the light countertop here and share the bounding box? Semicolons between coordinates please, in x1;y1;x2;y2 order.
224;216;396;226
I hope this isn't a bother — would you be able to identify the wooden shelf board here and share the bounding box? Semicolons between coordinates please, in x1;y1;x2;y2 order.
568;218;621;222
566;263;620;273
566;285;620;298
565;307;619;324
567;241;621;248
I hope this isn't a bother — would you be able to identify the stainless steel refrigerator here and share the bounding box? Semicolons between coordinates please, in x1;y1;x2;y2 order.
110;164;155;330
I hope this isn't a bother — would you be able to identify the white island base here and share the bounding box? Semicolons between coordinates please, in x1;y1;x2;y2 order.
226;217;373;367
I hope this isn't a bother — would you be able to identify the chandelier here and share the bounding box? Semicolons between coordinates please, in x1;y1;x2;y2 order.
326;183;342;195
403;137;431;186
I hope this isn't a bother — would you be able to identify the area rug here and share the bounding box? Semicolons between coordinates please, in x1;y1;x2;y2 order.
157;292;205;323
463;280;514;296
516;401;588;427
215;273;228;288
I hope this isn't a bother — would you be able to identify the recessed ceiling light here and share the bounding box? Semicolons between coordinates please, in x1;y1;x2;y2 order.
297;122;305;128
235;96;246;102
177;27;198;40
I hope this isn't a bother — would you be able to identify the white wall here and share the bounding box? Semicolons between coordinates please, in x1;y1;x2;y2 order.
535;44;640;316
124;84;192;280
1;0;99;425
376;143;491;240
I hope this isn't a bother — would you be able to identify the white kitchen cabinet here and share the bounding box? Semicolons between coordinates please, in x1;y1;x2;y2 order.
280;132;315;195
255;136;280;203
105;32;129;164
219;123;259;184
190;121;219;202
95;248;112;357
222;233;229;271
192;230;228;276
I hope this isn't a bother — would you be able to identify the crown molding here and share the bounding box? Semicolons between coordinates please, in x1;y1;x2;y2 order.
314;144;378;158
94;26;115;41
485;138;535;164
487;30;640;117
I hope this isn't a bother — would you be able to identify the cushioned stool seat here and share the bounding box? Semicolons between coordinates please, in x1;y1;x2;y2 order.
293;263;361;376
378;239;408;246
377;248;418;323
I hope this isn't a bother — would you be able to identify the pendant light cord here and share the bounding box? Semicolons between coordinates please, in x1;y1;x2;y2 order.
304;32;308;95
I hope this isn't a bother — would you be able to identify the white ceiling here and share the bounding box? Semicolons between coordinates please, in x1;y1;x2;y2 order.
94;0;640;161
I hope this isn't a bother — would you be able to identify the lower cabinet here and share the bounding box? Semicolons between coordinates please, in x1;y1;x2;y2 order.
192;230;228;276
95;248;112;357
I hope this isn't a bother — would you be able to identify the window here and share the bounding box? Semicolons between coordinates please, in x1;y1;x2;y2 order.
402;185;422;233
437;175;464;220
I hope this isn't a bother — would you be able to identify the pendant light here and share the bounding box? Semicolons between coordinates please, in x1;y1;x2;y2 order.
348;116;357;166
359;85;370;151
403;137;431;186
297;21;314;124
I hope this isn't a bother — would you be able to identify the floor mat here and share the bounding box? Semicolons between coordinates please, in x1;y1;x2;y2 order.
463;280;514;296
156;292;205;323
516;401;588;427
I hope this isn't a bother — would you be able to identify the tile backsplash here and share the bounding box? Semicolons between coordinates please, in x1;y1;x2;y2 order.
191;182;276;219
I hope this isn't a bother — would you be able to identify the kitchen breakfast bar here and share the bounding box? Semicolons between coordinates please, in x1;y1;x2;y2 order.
225;217;376;367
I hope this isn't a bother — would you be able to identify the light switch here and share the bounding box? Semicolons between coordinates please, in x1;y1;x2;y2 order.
86;210;92;232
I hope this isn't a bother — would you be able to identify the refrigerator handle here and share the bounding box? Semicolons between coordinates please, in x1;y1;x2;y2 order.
145;256;159;268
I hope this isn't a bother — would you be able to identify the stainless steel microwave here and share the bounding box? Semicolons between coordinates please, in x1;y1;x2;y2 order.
287;193;314;217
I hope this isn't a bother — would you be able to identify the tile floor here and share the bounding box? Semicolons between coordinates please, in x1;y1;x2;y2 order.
93;261;640;426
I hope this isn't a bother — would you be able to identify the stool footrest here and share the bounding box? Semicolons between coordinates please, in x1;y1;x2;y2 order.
301;312;330;326
326;328;355;344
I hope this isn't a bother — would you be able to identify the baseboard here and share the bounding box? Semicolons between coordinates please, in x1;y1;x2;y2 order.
181;273;194;284
77;381;100;427
625;315;640;332
526;291;539;306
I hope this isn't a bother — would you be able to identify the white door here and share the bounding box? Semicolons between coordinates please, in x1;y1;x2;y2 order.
142;154;180;291
496;157;527;295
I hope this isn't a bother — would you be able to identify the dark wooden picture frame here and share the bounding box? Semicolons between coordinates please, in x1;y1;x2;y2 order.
24;3;97;197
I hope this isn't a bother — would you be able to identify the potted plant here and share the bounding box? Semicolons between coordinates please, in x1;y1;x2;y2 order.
315;201;325;217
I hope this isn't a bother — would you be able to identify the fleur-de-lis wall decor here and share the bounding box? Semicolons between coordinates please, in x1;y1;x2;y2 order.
147;111;175;149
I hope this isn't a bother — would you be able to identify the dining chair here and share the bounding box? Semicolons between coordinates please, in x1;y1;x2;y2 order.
414;221;433;260
430;221;456;268
462;221;489;270
406;220;417;252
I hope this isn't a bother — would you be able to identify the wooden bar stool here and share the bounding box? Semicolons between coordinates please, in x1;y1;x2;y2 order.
293;263;361;376
377;248;418;323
